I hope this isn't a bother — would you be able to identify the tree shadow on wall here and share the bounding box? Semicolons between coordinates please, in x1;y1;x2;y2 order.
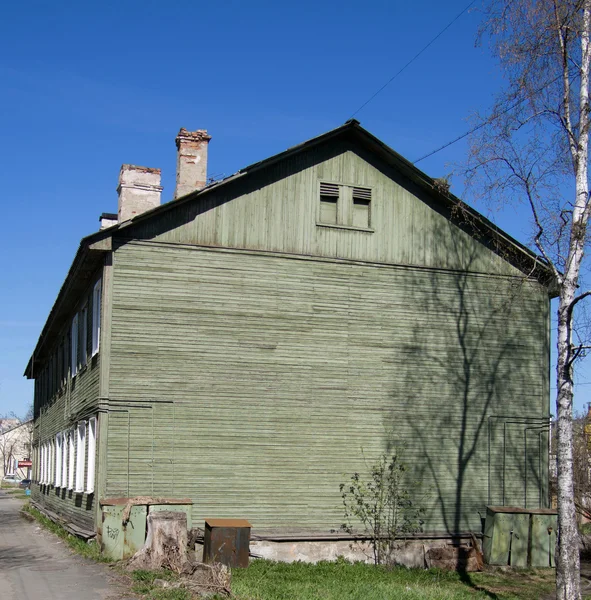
381;231;548;577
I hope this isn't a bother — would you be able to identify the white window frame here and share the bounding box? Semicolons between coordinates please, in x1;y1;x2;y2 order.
68;429;75;490
61;431;68;488
43;443;48;484
45;442;49;484
317;181;373;230
49;440;54;486
91;279;102;357
86;417;97;493
71;314;78;377
40;444;45;484
55;433;63;487
75;421;86;493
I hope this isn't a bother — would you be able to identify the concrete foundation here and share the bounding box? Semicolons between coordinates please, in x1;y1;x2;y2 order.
249;539;428;568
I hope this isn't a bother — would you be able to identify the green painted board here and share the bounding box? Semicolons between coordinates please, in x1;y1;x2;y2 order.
490;513;513;566
101;505;125;560
124;505;148;559
531;513;557;568
510;513;529;568
482;511;495;563
101;504;147;560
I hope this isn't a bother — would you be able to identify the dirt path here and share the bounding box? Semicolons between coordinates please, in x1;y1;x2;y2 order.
0;491;133;600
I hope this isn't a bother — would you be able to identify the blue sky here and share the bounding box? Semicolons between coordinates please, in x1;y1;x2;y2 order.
1;0;587;417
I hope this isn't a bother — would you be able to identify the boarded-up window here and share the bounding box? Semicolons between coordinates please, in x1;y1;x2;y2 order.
80;304;88;366
319;182;339;225
352;186;371;228
61;431;68;488
68;429;75;490
92;279;102;357
55;433;62;487
71;314;78;377
75;421;86;493
86;417;96;493
49;439;54;485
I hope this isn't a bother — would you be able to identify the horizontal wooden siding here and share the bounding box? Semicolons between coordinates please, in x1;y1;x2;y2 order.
106;241;549;534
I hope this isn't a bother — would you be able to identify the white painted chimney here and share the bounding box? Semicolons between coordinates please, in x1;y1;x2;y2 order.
175;128;211;199
117;164;163;222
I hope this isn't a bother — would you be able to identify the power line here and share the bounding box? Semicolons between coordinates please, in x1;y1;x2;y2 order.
349;0;477;119
412;73;565;164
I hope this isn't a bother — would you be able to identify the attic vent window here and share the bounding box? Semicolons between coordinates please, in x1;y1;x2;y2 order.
318;182;373;230
319;182;339;225
353;187;371;229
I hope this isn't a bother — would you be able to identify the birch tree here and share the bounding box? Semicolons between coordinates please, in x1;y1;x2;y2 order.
469;1;591;597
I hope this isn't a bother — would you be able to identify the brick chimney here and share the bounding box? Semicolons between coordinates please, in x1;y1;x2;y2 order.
117;165;163;222
175;128;211;199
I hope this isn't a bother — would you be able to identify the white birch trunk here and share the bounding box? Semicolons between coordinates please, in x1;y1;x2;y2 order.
556;300;582;600
555;4;591;598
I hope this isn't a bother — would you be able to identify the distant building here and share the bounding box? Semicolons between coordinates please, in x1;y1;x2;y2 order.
26;121;554;555
0;418;20;433
0;420;33;480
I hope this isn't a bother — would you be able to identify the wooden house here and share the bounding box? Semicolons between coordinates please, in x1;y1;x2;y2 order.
25;120;554;553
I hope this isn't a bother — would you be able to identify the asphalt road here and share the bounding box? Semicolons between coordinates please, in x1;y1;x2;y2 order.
0;491;131;600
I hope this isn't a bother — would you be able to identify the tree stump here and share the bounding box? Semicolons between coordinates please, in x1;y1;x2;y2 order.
127;511;188;572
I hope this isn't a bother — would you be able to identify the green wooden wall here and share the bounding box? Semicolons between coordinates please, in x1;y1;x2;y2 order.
106;240;549;534
128;141;525;279
31;272;103;530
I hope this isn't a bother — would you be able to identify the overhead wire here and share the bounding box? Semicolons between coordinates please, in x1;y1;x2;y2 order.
413;73;566;164
349;0;477;120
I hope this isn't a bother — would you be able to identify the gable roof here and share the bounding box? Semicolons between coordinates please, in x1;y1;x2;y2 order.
24;120;556;378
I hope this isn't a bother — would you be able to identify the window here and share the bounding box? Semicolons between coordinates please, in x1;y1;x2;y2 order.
71;314;78;377
319;182;339;225
62;338;67;384
80;304;88;366
61;432;68;488
57;341;63;388
75;421;86;492
49;355;54;398
352;186;371;229
92;279;102;356
55;433;63;487
49;440;54;486
86;417;96;493
45;442;49;484
43;443;48;484
68;429;75;490
318;181;372;229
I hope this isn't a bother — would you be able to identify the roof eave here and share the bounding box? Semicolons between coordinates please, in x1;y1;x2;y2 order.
24;228;113;379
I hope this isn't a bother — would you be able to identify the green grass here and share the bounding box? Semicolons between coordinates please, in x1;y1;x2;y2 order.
230;558;556;600
15;502;565;600
21;504;111;563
